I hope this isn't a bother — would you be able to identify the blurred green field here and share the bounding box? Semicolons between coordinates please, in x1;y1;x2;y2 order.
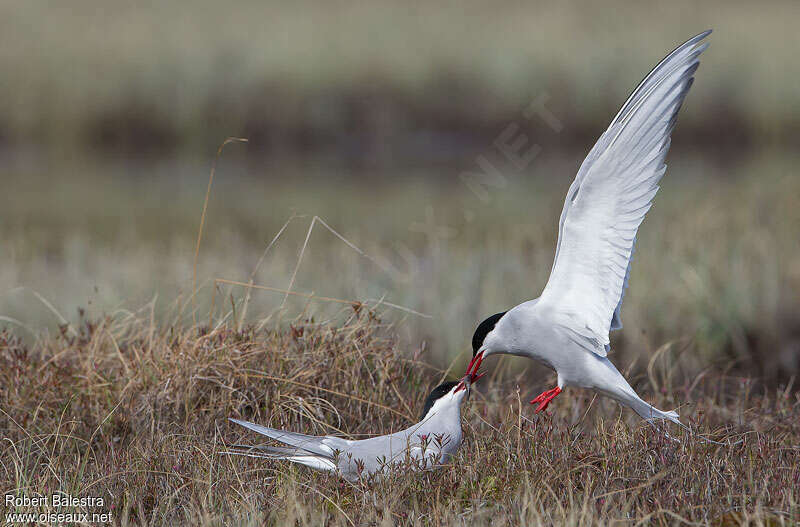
1;1;799;381
2;147;799;384
0;1;798;154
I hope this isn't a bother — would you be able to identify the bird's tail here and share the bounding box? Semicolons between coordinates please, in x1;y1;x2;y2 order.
623;391;686;430
223;418;339;472
223;444;302;458
221;444;339;472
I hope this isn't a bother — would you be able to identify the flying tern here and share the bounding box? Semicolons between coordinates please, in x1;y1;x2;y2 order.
226;371;482;481
466;31;711;426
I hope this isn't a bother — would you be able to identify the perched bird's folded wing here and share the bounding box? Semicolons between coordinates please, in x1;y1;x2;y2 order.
223;443;339;472
538;31;710;355
226;443;301;456
228;418;346;457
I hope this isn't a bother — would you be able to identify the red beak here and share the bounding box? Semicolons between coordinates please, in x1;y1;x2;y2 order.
455;351;487;392
466;350;485;377
465;352;479;376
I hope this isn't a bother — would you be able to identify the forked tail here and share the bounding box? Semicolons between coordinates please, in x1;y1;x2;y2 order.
593;359;687;429
600;376;739;444
627;395;686;429
221;444;338;471
609;386;688;432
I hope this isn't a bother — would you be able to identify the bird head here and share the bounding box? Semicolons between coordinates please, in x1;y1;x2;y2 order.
419;368;485;421
465;311;506;378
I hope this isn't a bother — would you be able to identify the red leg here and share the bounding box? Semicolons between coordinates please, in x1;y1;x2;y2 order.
529;386;562;413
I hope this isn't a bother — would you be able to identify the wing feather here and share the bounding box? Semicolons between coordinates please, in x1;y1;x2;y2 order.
539;31;710;354
228;418;346;457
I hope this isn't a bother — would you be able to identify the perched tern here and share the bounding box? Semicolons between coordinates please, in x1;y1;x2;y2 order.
466;31;711;426
226;371;483;481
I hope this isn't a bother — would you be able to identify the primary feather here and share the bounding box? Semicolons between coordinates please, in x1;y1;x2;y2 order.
539;31;710;355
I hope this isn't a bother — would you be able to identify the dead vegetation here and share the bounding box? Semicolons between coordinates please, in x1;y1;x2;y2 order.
1;307;797;526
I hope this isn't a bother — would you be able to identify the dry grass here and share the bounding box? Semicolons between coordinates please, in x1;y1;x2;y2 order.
2;4;798;522
1;309;797;526
3;150;800;385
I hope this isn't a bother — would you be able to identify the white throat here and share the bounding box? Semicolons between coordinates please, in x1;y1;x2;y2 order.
422;389;464;422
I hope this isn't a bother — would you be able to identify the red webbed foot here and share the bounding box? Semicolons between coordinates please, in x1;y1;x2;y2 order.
529;386;562;413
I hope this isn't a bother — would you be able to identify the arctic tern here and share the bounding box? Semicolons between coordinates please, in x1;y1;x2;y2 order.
226;370;482;481
466;31;711;426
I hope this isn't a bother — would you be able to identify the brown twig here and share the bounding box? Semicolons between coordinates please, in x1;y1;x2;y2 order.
192;137;248;326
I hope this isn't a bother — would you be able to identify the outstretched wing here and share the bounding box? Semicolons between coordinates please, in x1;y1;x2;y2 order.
538;31;710;355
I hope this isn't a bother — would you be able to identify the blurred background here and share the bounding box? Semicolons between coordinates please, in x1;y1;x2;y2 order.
1;1;798;383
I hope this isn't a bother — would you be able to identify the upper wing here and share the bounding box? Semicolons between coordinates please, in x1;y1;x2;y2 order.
538;31;710;355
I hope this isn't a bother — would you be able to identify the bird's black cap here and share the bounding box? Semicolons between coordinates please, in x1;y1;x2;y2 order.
472;312;506;355
419;381;460;420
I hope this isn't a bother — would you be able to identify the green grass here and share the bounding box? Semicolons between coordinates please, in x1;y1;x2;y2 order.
1;311;797;525
2;149;799;382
